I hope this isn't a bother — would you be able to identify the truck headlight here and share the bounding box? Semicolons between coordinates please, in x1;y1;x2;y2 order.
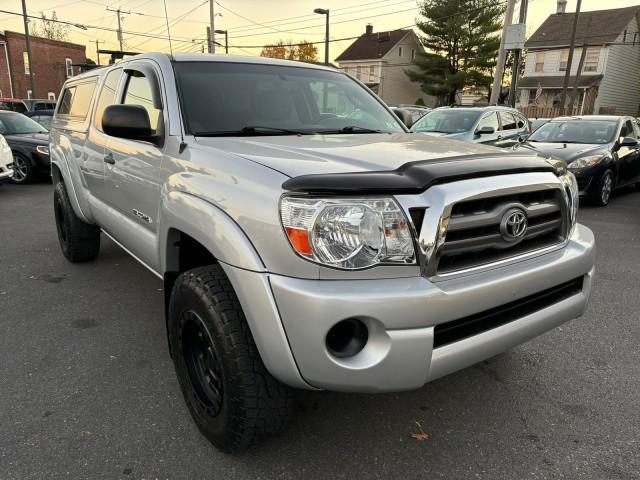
36;145;49;155
280;196;415;269
568;155;604;170
560;172;579;232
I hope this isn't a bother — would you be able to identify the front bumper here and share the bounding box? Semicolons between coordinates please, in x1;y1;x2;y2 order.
225;223;595;392
0;167;13;183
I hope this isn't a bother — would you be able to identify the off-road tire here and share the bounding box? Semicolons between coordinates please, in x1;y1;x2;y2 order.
168;265;294;452
54;181;101;262
11;152;34;184
590;169;613;207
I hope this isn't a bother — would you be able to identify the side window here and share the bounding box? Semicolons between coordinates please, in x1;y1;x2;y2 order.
68;80;97;119
499;111;517;130
620;120;635;139
515;114;527;130
93;68;122;131
57;87;75;115
476;112;499;132
122;72;162;134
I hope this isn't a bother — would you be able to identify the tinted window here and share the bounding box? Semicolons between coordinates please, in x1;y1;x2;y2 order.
57;88;74;115
620;120;635;139
499;111;517;130
174;62;404;135
123;72;161;133
476;112;499;132
412;110;482;134
528;120;616;144
93;68;122;131
68;81;97;119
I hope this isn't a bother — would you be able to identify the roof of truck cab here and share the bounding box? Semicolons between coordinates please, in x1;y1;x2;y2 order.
169;53;337;71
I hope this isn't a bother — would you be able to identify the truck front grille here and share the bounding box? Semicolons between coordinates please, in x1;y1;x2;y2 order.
433;276;584;348
436;189;567;275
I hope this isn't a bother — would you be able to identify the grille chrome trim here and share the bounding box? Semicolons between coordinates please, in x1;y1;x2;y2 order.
395;172;571;280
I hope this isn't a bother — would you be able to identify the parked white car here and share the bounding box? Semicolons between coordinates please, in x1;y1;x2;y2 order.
0;134;14;185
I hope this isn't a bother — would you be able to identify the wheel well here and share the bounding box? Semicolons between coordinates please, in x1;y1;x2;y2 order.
51;163;62;184
163;229;217;352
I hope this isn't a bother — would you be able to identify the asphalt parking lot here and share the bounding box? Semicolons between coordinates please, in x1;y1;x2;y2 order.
1;181;639;480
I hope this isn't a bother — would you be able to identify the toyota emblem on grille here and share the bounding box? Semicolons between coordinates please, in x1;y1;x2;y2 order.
500;208;528;242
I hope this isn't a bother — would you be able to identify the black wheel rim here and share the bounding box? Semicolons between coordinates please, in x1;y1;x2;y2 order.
181;311;224;416
13;156;28;182
56;200;67;243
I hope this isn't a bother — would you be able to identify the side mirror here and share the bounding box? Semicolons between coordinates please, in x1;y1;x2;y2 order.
619;136;638;148
102;104;162;146
518;133;530;142
475;126;495;135
391;108;414;129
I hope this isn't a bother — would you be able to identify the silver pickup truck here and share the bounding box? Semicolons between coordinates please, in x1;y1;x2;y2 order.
50;54;595;452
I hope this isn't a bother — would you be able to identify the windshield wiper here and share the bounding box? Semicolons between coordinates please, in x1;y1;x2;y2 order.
318;126;382;134
194;126;308;137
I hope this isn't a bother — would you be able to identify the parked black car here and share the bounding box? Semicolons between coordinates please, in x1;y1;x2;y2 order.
0;111;49;184
24;109;54;131
514;115;640;206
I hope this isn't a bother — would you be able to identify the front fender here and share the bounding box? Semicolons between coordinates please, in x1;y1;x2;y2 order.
159;190;266;273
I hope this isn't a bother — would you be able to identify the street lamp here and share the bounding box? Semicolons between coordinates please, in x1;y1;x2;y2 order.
314;8;329;65
214;29;228;54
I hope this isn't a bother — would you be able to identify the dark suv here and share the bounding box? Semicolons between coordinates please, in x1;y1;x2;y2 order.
411;106;530;148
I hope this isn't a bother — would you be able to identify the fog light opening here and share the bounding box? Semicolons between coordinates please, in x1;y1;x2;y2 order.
326;318;369;358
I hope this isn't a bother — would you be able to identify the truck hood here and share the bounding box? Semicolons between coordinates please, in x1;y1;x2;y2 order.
194;133;503;177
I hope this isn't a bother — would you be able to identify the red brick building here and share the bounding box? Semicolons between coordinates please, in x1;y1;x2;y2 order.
0;31;86;101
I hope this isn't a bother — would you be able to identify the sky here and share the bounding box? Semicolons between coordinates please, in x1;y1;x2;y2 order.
1;0;638;63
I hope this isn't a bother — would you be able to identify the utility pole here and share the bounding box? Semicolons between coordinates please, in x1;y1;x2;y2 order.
568;43;588;114
95;40;105;65
209;0;216;54
106;6;128;52
489;0;516;105
21;0;36;98
559;0;582;114
509;0;528;107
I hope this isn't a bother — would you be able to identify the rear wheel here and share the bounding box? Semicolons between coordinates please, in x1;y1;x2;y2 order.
54;181;101;262
11;153;33;184
591;170;613;207
168;265;293;452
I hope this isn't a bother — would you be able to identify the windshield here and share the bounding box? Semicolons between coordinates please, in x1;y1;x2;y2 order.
411;110;481;134
528;120;617;144
0;112;47;134
174;62;405;136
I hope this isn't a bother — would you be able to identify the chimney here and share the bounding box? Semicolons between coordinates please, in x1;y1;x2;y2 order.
556;0;567;14
365;24;373;35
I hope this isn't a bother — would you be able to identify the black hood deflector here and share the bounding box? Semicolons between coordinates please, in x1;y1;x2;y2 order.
282;152;558;195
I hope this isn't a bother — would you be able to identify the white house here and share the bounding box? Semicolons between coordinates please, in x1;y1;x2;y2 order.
519;4;640;115
335;24;436;107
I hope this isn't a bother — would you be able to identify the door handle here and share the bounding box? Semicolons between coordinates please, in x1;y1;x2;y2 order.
496;135;503;140
103;152;115;165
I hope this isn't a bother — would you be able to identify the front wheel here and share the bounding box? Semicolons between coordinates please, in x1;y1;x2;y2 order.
168;265;293;452
11;153;33;184
591;169;613;207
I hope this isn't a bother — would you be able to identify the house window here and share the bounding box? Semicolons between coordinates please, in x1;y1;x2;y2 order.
535;52;544;72
411;48;416;60
584;48;600;72
559;50;569;71
27;89;33;99
368;65;375;82
65;58;73;78
398;47;403;57
356;65;361;79
48;92;56;100
23;52;30;74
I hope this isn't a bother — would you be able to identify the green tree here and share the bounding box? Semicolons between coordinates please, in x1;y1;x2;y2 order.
31;11;70;41
407;0;505;105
